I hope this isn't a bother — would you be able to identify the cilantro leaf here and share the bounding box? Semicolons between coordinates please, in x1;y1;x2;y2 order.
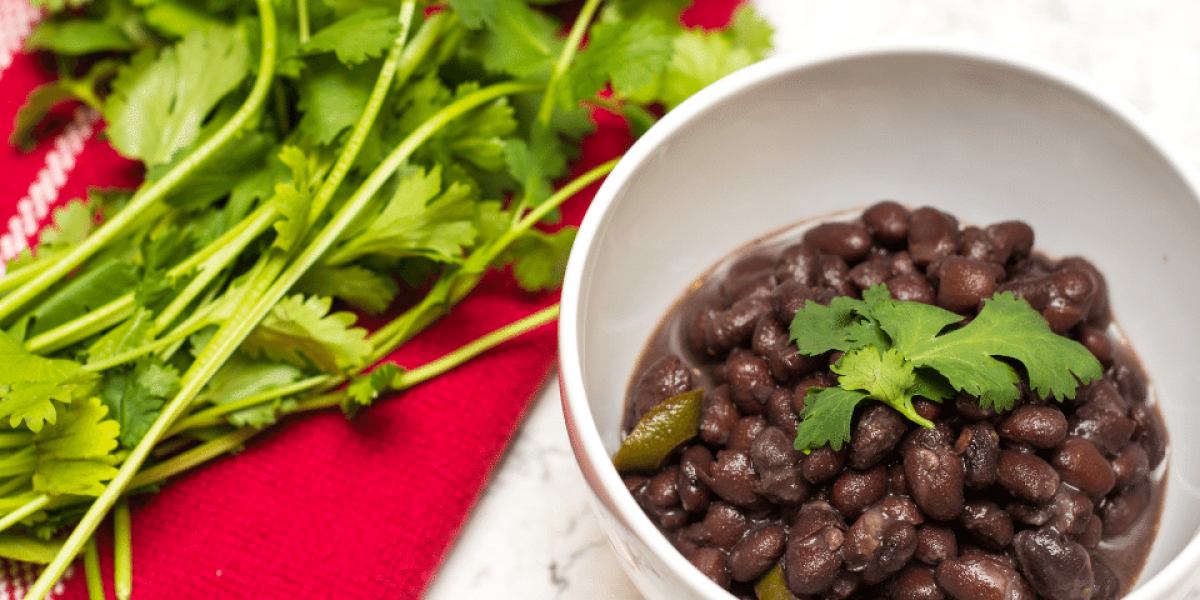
294;54;375;146
26;19;136;55
98;360;178;448
295;265;399;315
450;0;562;79
0;331;98;432
299;7;399;65
344;363;406;413
197;354;304;429
788;295;869;355
32;397;120;496
834;346;914;405
563;14;674;107
794;387;869;452
508;227;577;292
327;165;477;266
897;292;1104;410
240;295;372;375
790;283;1103;451
103;25;251;166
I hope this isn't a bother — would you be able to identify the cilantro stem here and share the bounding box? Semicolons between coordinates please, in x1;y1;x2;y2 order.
535;0;604;127
0;476;29;498
164;374;336;437
0;0;280;327
128;427;258;490
297;0;311;45
305;0;420;224
114;498;132;600
366;158;617;357
83;536;103;600
0;432;32;449
19;1;279;595
0;447;36;477
0;494;49;534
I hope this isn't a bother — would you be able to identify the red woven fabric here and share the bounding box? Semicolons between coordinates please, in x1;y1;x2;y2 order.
0;1;739;598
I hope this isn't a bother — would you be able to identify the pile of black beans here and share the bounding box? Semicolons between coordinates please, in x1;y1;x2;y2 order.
619;201;1168;600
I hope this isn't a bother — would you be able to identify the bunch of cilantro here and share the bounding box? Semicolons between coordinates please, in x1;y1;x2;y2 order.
1;0;773;597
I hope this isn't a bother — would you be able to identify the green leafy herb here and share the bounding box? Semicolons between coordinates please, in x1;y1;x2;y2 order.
790;283;1103;452
2;1;773;596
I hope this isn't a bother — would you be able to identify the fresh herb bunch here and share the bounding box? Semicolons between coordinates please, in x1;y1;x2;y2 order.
1;0;773;597
789;283;1104;453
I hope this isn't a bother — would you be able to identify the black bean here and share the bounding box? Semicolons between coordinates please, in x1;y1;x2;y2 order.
850;256;893;291
645;465;681;507
985;221;1034;264
904;441;965;521
728;523;786;582
626;354;693;430
960;500;1014;550
955;422;1000;489
1013;528;1094;600
818;254;856;297
887;273;936;304
996;277;1052;311
1045;486;1094;536
1130;403;1167;470
689;546;731;589
954;392;996;421
784;502;846;595
699;385;739;446
958;226;999;264
935;553;1035;600
843;498;923;584
915;524;958;565
886;565;945;600
805;220;873;262
1078;327;1114;367
704;449;762;509
998;405;1068;449
907;207;958;266
831;465;889;520
849;404;909;470
1051;437;1116;498
678;445;714;513
996;450;1059;504
765;387;799;437
864;200;911;245
704;295;774;358
1068;402;1136;456
727;415;767;452
726;350;775;414
1111;443;1150;491
1101;480;1152;538
752;314;788;358
770;341;821;382
935;256;998;314
751;426;809;505
720;254;776;303
801;445;846;485
1057;257;1109;326
694;502;748;550
775;243;820;286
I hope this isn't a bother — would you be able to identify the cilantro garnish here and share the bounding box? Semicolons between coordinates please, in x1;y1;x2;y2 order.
3;1;775;596
790;283;1103;452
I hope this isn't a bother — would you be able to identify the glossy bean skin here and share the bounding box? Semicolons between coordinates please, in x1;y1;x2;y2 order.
935;554;1036;600
728;522;787;582
1013;528;1094;600
904;442;965;521
996;451;1059;505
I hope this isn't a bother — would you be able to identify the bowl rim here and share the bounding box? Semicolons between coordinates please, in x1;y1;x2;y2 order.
558;36;1200;599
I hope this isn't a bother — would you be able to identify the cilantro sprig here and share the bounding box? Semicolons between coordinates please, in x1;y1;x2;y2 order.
2;0;774;597
790;283;1103;453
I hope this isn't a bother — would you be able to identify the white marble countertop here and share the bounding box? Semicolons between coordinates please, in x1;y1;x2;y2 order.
424;2;1200;598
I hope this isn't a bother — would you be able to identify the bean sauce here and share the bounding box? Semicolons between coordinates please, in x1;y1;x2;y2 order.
618;201;1168;600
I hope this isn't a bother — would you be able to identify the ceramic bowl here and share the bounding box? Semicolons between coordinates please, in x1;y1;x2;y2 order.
558;39;1200;600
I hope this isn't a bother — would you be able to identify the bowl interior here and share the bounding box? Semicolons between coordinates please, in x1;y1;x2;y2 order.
562;43;1200;598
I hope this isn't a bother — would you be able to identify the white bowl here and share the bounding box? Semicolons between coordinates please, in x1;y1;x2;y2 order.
558;39;1200;600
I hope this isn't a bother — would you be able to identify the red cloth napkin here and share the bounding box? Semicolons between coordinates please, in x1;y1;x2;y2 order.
0;0;740;597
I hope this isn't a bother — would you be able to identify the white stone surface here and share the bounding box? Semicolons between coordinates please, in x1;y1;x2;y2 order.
424;3;1200;598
